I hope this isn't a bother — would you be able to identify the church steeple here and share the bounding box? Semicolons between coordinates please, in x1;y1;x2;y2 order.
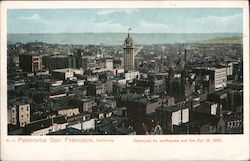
217;105;226;133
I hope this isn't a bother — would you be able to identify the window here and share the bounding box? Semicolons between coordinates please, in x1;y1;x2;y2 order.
21;107;23;110
12;109;15;113
21;115;23;117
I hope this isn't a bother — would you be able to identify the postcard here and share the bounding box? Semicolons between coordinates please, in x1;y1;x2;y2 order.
0;1;249;160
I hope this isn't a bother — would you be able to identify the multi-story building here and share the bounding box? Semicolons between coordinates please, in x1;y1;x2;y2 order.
193;67;227;91
43;54;76;70
57;107;80;117
113;57;123;69
86;82;105;96
124;70;140;81
213;67;227;90
8;103;30;127
123;33;134;71
105;58;114;70
19;54;42;72
117;94;163;120
80;98;97;112
52;68;83;80
24;116;68;135
136;78;166;95
155;102;190;133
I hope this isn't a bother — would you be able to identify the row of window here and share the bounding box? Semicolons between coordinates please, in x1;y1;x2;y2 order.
21;114;29;117
20;107;29;111
13;108;29;113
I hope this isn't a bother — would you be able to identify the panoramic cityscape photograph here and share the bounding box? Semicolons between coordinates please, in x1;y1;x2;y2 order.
7;8;243;135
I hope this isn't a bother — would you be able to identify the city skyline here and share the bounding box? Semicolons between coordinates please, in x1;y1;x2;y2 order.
6;6;245;137
8;8;243;34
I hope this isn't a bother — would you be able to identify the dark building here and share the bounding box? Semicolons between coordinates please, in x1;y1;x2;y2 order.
43;54;76;70
19;54;42;72
113;58;123;69
166;77;187;102
155;101;191;134
117;94;162;132
136;78;166;95
207;88;242;112
128;86;150;96
86;82;105;96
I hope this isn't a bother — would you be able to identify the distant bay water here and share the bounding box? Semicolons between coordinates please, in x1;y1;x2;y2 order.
7;33;242;45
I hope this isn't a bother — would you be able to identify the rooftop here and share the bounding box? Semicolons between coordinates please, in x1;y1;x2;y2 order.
52;68;82;73
47;127;83;135
157;105;188;113
25;115;67;134
211;88;235;96
51;55;68;58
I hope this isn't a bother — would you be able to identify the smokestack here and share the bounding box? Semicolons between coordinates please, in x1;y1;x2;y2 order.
184;49;187;63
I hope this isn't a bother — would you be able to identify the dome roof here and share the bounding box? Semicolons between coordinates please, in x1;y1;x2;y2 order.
124;34;133;45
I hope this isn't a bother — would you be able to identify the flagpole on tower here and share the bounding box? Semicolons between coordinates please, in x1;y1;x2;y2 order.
128;28;132;37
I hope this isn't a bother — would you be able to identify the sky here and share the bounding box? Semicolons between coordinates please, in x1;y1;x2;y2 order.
7;8;243;33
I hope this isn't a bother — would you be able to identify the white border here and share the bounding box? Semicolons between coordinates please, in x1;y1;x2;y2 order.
1;1;249;160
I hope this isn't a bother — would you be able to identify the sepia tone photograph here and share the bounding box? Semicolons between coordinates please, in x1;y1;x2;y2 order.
1;1;249;161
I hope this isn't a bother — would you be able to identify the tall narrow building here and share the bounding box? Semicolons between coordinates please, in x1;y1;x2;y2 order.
123;31;134;71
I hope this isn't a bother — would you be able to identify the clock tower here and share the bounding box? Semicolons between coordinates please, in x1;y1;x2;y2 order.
123;29;134;71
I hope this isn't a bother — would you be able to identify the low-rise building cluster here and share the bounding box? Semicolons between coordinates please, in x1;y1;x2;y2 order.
7;34;243;135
